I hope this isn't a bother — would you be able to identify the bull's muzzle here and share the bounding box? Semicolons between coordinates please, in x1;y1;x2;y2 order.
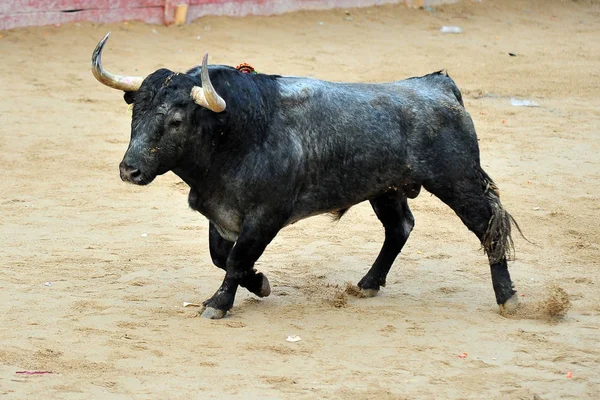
119;161;143;185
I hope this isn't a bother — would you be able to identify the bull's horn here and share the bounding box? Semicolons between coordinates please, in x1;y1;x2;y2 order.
191;53;226;113
91;32;144;91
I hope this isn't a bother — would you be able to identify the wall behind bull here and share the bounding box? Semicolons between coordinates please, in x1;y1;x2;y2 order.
0;0;458;31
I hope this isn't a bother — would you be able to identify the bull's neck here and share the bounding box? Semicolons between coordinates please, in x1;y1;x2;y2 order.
171;158;211;190
172;71;281;194
170;140;229;195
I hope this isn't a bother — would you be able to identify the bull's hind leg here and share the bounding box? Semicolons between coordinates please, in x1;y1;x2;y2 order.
423;167;518;312
358;192;414;297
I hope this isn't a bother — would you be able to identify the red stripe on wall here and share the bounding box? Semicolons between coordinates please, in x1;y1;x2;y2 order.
1;7;165;30
0;0;165;15
0;0;411;30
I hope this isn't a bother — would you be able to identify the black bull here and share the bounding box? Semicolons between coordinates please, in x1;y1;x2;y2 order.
92;33;521;319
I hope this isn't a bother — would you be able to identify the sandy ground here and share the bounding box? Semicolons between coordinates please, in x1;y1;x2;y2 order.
1;0;599;398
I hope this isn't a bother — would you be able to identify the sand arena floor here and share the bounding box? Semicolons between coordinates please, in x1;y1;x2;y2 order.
0;0;599;398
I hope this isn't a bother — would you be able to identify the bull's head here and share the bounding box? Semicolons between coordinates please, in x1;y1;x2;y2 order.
91;32;226;185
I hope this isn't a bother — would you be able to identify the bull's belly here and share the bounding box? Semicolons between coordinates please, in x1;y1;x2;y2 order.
288;179;417;226
191;175;418;243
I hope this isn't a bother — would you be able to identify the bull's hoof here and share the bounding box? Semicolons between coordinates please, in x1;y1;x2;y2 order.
258;273;271;297
244;272;271;298
200;307;227;319
357;275;383;298
499;294;520;316
360;288;379;298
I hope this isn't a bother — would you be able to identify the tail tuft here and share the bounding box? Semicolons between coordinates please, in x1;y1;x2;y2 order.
480;171;526;263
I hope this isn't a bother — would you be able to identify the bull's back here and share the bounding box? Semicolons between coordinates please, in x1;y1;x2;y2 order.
274;74;476;220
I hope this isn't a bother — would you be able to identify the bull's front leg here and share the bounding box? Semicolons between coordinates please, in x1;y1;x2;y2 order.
208;222;268;298
209;222;234;270
201;218;284;319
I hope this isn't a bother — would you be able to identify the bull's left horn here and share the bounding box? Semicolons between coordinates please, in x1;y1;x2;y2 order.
91;32;144;91
191;53;226;113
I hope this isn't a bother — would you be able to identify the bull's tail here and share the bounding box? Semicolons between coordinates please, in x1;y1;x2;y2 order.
441;71;464;107
447;76;464;107
479;168;525;263
410;70;465;107
429;70;465;107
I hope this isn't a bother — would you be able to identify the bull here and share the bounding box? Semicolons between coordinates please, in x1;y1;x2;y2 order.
91;32;521;319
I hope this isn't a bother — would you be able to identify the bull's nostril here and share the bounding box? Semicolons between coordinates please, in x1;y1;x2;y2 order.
120;161;146;184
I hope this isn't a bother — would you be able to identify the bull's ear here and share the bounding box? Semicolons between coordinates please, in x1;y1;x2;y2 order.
123;91;136;105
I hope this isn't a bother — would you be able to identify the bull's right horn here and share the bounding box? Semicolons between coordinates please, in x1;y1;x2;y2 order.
91;32;144;91
191;53;226;113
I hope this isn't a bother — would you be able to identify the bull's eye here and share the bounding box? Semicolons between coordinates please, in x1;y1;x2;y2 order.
169;119;182;128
